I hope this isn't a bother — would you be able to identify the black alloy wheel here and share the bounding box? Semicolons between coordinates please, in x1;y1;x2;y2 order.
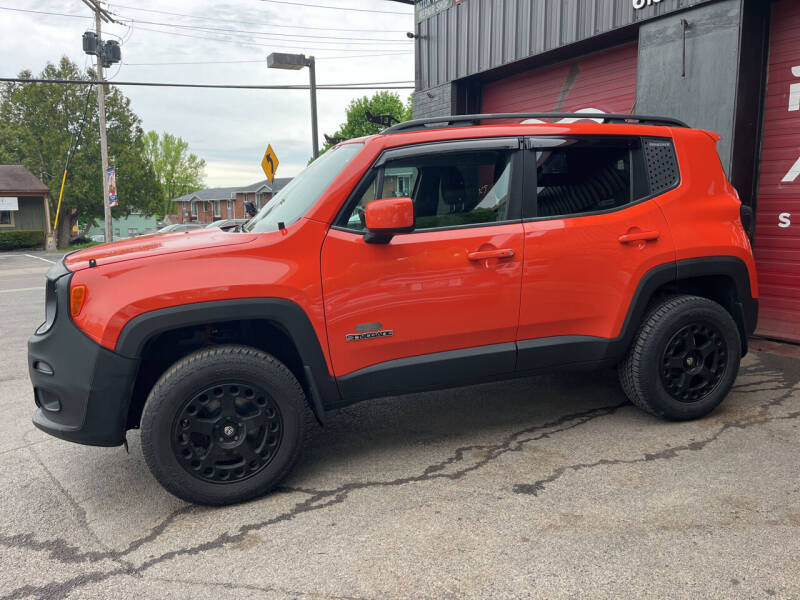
660;322;727;403
172;382;283;483
619;295;741;421
141;345;309;505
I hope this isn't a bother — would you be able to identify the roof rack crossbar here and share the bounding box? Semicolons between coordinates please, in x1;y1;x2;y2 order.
382;112;689;133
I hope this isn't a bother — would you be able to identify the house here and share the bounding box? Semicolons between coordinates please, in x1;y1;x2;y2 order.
173;177;293;224
0;165;52;235
86;213;159;240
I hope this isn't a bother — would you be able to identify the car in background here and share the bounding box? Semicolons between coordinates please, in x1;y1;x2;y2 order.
205;219;249;229
89;234;105;243
156;223;204;234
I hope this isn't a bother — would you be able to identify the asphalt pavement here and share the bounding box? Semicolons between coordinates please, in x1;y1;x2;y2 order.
1;251;798;599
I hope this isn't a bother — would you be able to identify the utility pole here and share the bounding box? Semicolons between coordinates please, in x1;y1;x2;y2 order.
95;9;112;243
307;56;319;159
81;0;117;242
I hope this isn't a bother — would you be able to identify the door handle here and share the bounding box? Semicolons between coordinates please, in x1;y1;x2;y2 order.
618;230;660;244
467;248;515;261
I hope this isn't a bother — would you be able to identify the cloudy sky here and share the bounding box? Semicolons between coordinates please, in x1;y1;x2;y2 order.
0;0;415;186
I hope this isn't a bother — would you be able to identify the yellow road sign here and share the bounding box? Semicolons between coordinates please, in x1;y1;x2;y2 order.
261;144;279;183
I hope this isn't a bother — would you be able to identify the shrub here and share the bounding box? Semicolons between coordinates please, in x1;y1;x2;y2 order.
70;236;91;245
0;229;45;250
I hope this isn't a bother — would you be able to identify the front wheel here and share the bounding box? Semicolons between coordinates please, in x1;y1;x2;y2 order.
140;345;308;505
619;295;741;421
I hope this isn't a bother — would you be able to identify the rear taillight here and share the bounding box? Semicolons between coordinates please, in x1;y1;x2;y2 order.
70;285;86;318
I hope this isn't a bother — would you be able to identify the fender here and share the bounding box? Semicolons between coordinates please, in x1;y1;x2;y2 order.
115;298;341;415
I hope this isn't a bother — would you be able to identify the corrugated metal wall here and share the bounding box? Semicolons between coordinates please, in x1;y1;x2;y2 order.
416;0;714;90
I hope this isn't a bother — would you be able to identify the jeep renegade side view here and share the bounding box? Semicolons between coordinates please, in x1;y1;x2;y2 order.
28;113;758;505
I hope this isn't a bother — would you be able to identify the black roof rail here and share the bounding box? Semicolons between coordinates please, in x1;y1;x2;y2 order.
382;112;690;134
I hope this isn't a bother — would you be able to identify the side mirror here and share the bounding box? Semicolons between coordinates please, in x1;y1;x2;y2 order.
363;197;415;244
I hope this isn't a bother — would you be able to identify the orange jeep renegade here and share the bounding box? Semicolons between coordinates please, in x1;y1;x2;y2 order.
29;113;758;505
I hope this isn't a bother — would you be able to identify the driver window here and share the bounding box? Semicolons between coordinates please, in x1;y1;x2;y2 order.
341;149;514;231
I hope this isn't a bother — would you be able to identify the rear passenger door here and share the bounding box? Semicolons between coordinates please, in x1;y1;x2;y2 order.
517;135;677;370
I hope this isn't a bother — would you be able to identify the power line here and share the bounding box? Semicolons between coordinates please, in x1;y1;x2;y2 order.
0;6;91;20
108;3;411;34
123;52;413;66
255;0;412;15
0;77;414;90
120;17;412;44
128;23;407;53
315;52;414;60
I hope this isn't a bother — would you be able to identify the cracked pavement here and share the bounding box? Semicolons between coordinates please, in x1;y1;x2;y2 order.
1;252;799;599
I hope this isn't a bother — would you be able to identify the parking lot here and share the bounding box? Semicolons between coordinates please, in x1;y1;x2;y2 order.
1;251;798;599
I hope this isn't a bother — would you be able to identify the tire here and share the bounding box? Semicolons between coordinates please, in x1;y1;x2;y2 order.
619;295;741;421
140;345;308;505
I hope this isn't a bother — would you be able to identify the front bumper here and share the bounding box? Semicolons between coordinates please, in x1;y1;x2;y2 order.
28;261;139;446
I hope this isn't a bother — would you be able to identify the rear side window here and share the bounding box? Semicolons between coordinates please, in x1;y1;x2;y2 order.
528;137;650;219
525;136;680;218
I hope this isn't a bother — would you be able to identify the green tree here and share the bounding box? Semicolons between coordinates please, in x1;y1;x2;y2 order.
320;91;413;154
143;130;206;218
0;57;162;246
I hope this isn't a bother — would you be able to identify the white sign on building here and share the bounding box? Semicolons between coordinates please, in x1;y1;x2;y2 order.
0;197;19;211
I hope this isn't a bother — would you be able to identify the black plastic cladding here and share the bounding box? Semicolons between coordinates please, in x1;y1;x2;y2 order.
644;138;680;195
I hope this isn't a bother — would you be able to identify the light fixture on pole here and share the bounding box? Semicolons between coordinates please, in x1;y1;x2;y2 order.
267;52;319;159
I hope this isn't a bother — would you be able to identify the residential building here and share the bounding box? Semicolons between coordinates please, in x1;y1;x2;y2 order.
86;213;159;240
173;177;293;224
0;165;51;235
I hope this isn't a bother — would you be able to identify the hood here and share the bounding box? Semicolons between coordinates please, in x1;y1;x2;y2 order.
65;228;259;271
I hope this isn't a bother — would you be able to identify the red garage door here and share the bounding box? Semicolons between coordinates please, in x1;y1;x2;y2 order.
481;43;637;115
754;0;800;342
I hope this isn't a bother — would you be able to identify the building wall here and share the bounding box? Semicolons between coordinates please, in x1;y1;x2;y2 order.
634;0;742;174
412;82;456;118
0;196;46;231
415;0;716;92
88;214;158;238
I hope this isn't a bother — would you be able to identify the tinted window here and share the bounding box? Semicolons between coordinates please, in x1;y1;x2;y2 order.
531;137;647;218
341;149;515;230
246;143;363;233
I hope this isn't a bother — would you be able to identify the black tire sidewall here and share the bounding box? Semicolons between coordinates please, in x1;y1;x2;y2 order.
635;301;741;420
141;346;305;505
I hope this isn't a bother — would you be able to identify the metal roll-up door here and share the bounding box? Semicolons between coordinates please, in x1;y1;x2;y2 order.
754;0;800;342
481;43;638;115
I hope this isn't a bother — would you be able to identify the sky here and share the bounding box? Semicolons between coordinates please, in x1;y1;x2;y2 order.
0;0;415;187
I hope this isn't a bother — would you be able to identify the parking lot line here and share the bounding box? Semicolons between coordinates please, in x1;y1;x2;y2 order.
0;286;42;294
24;254;56;264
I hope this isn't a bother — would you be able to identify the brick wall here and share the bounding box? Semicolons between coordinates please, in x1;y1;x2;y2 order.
412;82;456;119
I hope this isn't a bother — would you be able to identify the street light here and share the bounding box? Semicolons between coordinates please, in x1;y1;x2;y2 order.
267;52;319;159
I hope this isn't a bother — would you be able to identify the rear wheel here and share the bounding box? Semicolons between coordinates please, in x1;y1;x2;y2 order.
140;345;308;505
619;295;741;420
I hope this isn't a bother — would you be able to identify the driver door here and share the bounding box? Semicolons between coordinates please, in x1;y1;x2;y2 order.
321;138;525;400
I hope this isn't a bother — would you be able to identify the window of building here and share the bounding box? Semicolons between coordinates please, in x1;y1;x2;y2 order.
0;211;13;227
529;137;648;219
340;149;515;231
114;228;121;237
214;200;221;216
128;227;138;236
227;199;233;216
191;202;198;217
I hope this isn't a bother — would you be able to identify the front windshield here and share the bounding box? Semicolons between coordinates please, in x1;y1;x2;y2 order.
245;143;363;233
